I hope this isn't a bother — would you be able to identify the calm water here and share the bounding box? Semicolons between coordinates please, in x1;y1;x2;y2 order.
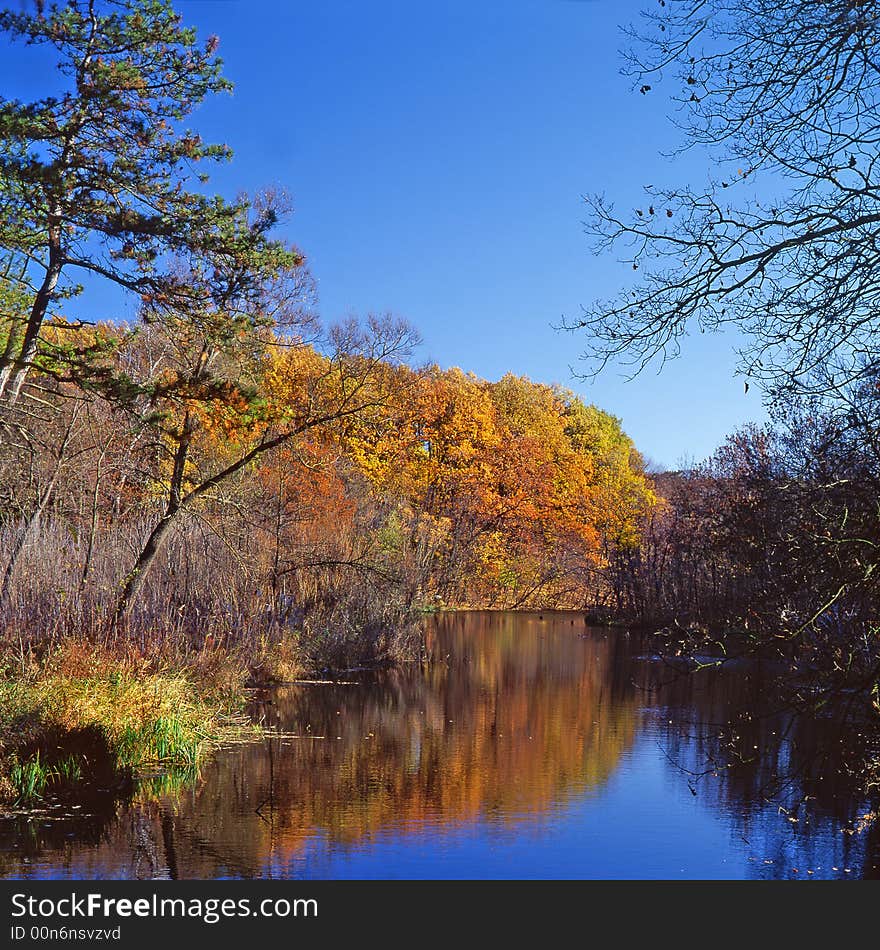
2;612;878;879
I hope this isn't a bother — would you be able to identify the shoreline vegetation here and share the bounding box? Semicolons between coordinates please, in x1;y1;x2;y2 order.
0;602;612;809
0;639;279;808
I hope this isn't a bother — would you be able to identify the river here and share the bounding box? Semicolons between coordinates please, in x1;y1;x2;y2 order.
2;611;878;879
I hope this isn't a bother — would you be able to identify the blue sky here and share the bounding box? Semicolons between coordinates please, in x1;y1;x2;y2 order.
0;0;768;467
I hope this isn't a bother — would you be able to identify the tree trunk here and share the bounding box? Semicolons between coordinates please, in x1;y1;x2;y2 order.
0;506;46;605
113;412;194;625
80;447;106;589
113;512;178;624
0;243;62;405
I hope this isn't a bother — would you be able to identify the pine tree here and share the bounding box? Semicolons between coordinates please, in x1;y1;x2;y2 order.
0;0;293;403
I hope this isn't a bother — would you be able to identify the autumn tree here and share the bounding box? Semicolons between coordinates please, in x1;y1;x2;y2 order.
486;378;654;605
111;291;417;621
569;0;880;401
341;366;655;608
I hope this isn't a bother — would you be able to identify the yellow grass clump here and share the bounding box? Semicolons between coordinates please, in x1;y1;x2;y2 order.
0;642;259;805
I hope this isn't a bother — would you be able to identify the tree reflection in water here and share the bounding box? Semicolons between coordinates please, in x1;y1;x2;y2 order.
1;612;878;878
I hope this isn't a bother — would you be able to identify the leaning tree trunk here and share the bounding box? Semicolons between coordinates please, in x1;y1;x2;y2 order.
113;511;179;625
0;235;62;406
112;416;318;628
0;500;52;606
113;412;194;628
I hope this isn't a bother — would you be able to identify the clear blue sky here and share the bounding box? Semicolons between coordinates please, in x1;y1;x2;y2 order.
1;0;768;468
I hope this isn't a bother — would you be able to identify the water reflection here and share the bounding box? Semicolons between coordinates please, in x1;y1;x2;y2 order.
1;612;878;878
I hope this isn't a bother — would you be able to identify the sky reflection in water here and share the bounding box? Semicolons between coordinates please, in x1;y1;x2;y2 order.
2;612;878;879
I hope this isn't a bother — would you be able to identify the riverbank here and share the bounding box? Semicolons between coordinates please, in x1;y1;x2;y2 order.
0;639;286;808
0;599;429;808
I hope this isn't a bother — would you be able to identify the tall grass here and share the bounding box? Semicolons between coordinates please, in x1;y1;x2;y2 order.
0;514;419;675
7;751;84;802
0;643;258;806
8;752;51;801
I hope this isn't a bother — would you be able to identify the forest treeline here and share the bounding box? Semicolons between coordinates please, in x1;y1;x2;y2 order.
610;386;880;709
0;305;655;667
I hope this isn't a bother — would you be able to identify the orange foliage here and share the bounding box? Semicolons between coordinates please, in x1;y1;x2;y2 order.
333;364;656;607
